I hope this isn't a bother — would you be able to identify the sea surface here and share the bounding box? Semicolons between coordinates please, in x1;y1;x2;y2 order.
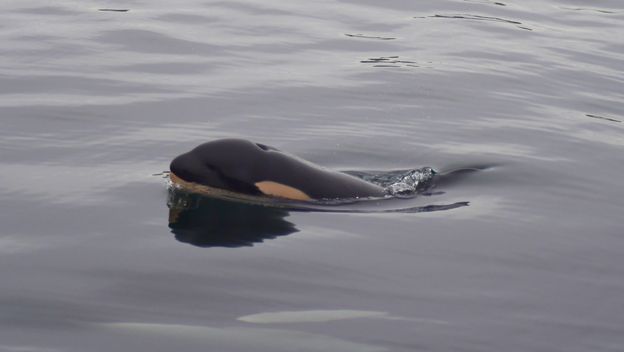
1;0;624;351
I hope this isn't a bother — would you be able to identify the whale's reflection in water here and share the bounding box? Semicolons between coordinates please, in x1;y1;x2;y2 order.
168;189;299;248
167;182;470;248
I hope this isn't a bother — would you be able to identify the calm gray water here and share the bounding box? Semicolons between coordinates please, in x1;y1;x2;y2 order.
1;0;624;351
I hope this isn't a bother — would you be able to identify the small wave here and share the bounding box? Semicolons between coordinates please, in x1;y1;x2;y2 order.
586;114;621;123
421;14;532;31
345;33;396;40
560;7;616;14
462;0;507;7
98;8;129;12
360;56;422;68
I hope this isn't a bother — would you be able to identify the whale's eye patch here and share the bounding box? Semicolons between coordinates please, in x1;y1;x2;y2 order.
255;181;311;201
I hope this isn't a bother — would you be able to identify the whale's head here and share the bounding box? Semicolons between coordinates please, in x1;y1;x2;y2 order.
169;139;274;195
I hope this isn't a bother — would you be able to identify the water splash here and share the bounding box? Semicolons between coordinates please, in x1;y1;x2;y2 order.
167;185;200;210
349;167;437;198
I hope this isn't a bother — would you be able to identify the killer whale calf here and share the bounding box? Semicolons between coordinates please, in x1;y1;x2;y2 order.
169;138;387;201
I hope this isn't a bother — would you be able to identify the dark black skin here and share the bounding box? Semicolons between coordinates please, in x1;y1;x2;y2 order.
170;139;387;200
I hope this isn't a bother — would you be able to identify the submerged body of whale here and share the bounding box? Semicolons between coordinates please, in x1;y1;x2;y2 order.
169;139;387;201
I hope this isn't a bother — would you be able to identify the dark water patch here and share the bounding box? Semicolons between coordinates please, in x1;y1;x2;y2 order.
345;33;396;40
586;114;621;123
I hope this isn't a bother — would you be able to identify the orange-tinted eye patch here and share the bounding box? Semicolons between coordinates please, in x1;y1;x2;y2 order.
255;181;311;201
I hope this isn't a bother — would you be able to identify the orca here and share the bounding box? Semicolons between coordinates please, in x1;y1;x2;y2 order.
169;139;386;201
